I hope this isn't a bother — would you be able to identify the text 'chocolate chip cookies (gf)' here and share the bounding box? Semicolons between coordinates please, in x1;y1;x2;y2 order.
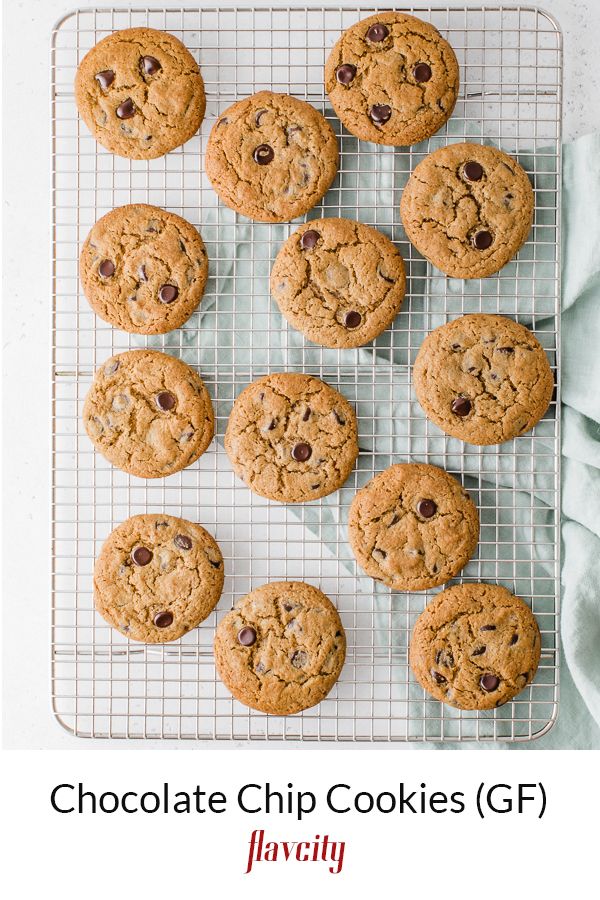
325;12;459;146
214;581;346;715
348;463;479;590
270;218;406;348
75;28;205;159
205;91;339;222
413;314;554;445
83;349;214;478
400;142;534;278
225;372;359;503
80;204;208;334
94;514;224;643
409;582;541;710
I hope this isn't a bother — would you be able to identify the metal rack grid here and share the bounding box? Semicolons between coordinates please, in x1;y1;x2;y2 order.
51;5;562;741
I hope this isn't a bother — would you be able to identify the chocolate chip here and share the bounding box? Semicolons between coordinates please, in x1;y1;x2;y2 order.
174;534;192;550
481;624;496;631
255;108;268;126
472;646;486;656
451;396;471;416
336;63;357;85
156;391;176;411
292;442;312;462
369;104;391;124
138;264;148;282
131;546;153;566
283;604;293;612
302;407;311;421
390;514;400;525
344;310;362;329
95;69;115;90
291;650;308;669
451;343;461;350
416;498;437;518
154;611;173;628
472;230;493;250
431;670;447;684
504;192;514;206
498;346;514;355
140;55;161;76
333;410;346;426
98;259;115;278
253;144;274;165
435;650;454;667
300;229;320;250
266;419;277;431
463;161;484;182
116;98;136;119
366;23;389;42
237;626;257;646
510;633;519;645
158;284;178;304
480;673;500;692
413;62;432;82
105;359;120;375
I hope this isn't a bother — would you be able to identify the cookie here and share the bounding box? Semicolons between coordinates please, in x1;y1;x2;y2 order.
214;581;346;715
270;218;406;348
80;204;208;334
348;463;478;591
94;514;224;643
204;91;339;222
413;314;554;445
400;143;534;278
74;27;205;159
83;349;214;478
325;12;459;147
224;373;358;503
409;582;541;710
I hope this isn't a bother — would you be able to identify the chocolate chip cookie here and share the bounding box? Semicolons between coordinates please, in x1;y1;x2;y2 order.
80;204;208;334
214;581;346;715
205;91;339;222
348;463;479;591
74;27;205;159
270;218;406;348
83;349;214;478
409;582;541;710
400;143;534;278
413;314;554;445
224;373;358;503
325;12;459;147
94;514;224;643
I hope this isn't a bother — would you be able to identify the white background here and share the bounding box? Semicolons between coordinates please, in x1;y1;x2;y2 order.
2;0;599;894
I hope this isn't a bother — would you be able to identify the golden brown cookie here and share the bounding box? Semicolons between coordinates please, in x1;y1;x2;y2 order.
224;372;359;503
205;91;339;222
94;514;224;643
325;12;459;146
83;350;214;478
400;143;534;278
74;27;205;159
413;314;554;445
348;463;479;591
80;204;208;334
409;582;541;710
214;581;346;715
270;218;406;348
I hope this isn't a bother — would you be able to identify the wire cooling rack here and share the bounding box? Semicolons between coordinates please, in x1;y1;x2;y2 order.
51;5;562;741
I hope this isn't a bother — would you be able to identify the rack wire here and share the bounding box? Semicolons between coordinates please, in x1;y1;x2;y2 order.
51;5;562;741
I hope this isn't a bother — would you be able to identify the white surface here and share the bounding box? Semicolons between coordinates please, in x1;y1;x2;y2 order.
3;0;599;750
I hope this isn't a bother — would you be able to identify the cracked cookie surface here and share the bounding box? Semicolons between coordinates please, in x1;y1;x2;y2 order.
348;463;479;591
400;143;534;278
409;582;541;710
270;218;406;348
214;581;346;715
224;372;358;503
94;514;224;643
83;349;214;478
325;12;459;147
80;204;208;334
75;27;205;159
204;91;339;222
413;314;554;445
